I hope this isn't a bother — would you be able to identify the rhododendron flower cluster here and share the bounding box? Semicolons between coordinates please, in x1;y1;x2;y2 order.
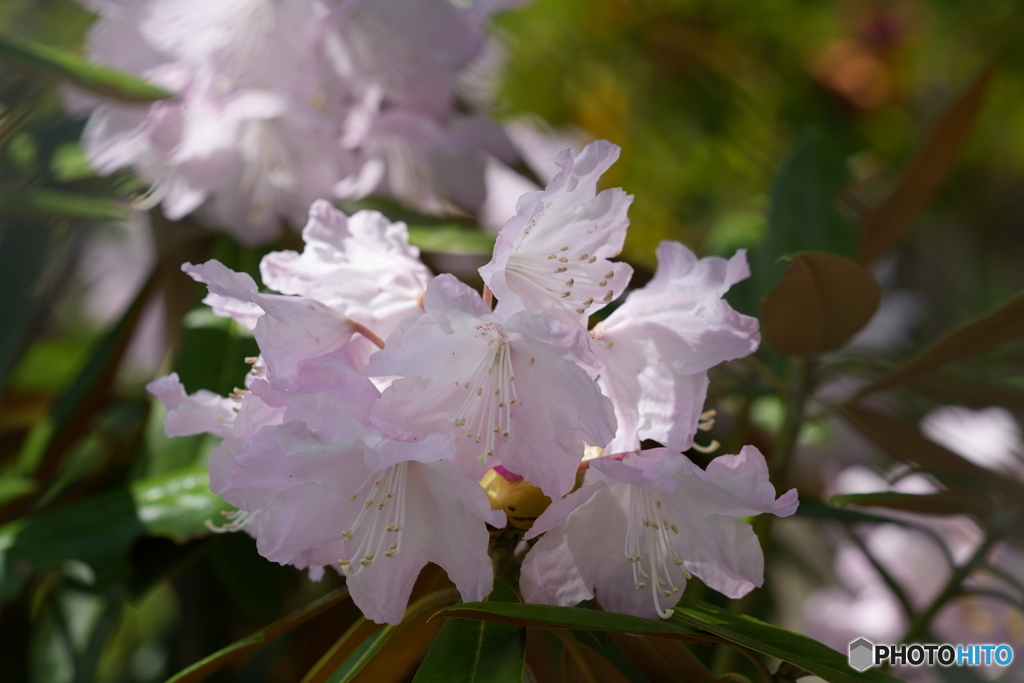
69;0;516;245
149;140;797;624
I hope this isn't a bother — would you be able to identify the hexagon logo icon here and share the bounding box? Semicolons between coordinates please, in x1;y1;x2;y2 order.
849;638;875;672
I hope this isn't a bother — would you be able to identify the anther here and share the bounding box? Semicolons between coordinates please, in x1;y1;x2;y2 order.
639;569;650;579
565;278;574;286
554;267;567;273
560;246;569;252
604;270;614;278
502;430;509;437
560;291;571;298
244;357;259;364
350;494;358;501
588;256;597;263
547;254;556;259
578;253;589;260
635;581;646;589
598;280;607;287
477;387;483;396
385;550;396;557
602;290;614;302
360;558;373;567
581;298;594;307
655;500;662;508
558;257;568;263
338;560;351;567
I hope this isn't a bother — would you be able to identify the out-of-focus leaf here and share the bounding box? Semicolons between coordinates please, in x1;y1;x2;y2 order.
831;491;990;520
439;602;708;642
0;188;128;221
609;632;712;683
761;253;880;356
0;465;229;600
131;465;233;540
731;128;857;317
856;291;1024;397
413;582;526;683
407;225;495;255
0;222;51;389
907;375;1024;410
301;588;459;683
841;405;1024;509
859;65;994;265
568;630;650;683
162;588;350;683
23;269;155;490
0;477;37;506
0;31;173;103
667;597;904;683
173;316;258;396
795;498;926;526
558;629;633;683
765;129;857;260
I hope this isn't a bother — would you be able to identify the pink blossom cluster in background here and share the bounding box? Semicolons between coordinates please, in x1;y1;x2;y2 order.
68;0;519;245
148;140;798;624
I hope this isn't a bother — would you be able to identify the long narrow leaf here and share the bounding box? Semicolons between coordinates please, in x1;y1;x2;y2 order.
856;291;1024;397
413;582;526;683
859;65;994;265
163;588;350;683
0;222;51;388
0;188;129;221
0;31;173;103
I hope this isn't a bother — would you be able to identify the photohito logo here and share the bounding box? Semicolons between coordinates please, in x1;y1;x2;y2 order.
848;639;1014;671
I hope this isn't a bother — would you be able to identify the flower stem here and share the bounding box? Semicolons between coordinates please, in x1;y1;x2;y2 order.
900;533;998;645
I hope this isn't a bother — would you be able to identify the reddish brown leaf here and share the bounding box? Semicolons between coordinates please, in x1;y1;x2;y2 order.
610;633;713;683
761;253;881;356
859;64;994;265
858;291;1024;396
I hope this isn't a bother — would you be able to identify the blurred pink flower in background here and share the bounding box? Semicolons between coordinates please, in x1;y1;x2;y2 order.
70;0;519;244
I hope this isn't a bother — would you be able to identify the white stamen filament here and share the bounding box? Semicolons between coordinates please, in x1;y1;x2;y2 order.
624;486;684;619
338;462;408;578
453;338;518;464
205;509;262;534
505;248;617;328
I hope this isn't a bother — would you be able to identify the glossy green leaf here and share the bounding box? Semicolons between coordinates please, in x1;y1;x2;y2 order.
406;225;496;255
440;602;709;641
0;222;51;388
444;600;903;683
163;588;351;683
667;597;904;683
0;465;230;600
0;31;173;103
322;588;459;683
0;188;128;221
413;582;526;683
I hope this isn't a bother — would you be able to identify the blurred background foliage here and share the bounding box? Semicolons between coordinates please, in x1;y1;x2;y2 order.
1;0;1024;681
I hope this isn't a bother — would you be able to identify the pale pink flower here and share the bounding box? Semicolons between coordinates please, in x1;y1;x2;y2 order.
259;200;431;345
368;274;616;497
73;0;518;243
479;140;634;329
591;242;760;453
521;446;798;619
217;418;503;624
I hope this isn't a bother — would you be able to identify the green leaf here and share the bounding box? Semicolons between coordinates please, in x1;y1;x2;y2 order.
439;602;708;641
163;588;351;683
0;222;52;388
668;597;905;683
0;465;230;600
443;600;903;683
0;31;173;103
0;188;128;221
406;225;496;255
318;588;460;683
413;582;526;683
732;128;856;317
